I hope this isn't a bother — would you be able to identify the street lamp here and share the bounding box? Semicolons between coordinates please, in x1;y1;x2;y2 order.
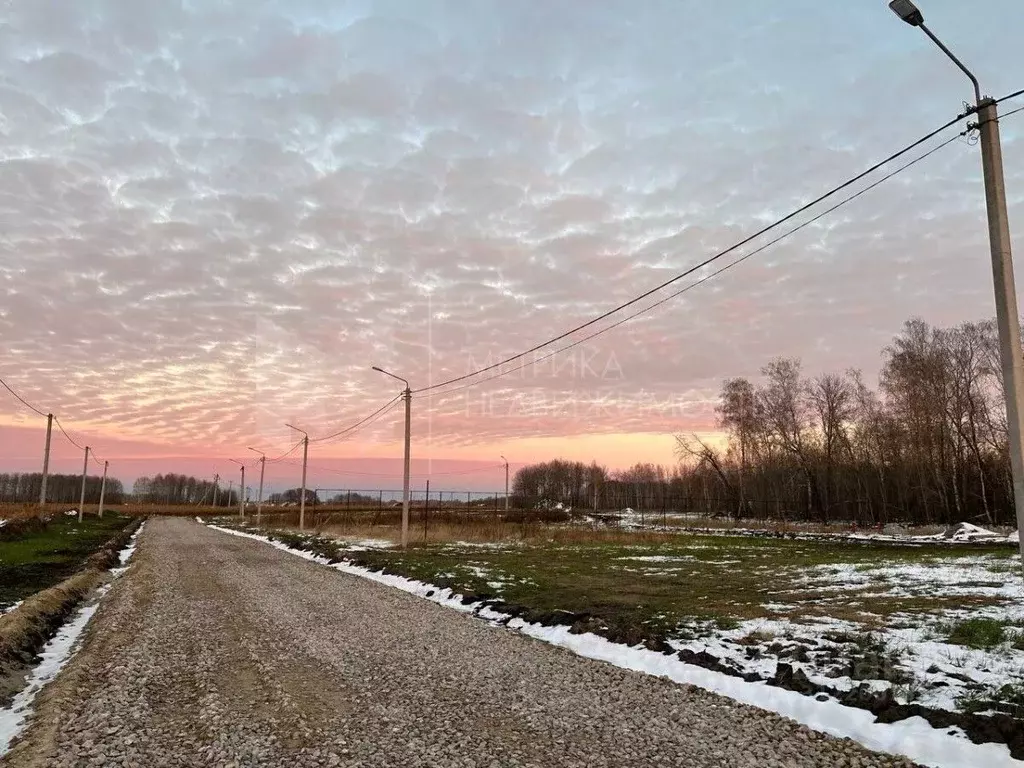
248;447;266;525
285;424;310;530
500;455;510;513
229;459;246;518
372;366;412;548
890;0;1024;565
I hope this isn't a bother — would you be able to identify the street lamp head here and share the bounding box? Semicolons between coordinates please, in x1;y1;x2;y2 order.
888;0;924;26
371;365;410;389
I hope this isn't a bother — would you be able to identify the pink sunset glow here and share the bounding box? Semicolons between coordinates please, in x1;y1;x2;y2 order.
1;2;1021;495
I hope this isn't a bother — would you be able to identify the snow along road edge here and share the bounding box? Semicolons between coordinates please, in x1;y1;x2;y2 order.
0;521;147;755
204;523;1021;768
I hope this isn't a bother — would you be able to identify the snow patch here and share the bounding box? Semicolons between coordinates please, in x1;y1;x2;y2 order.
0;603;99;753
947;523;1003;542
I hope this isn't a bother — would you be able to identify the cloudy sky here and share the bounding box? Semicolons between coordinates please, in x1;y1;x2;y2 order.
0;0;1022;492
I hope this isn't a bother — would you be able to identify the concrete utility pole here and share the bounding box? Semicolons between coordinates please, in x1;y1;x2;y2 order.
286;424;310;530
249;448;265;524
372;366;412;548
500;455;510;513
890;0;1024;566
213;474;219;508
97;461;108;517
39;413;53;509
77;446;90;523
230;459;245;518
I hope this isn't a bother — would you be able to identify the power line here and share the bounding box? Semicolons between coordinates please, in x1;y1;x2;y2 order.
309;394;403;444
276;458;505;479
0;376;47;417
266;438;304;464
425;131;966;399
995;88;1024;106
0;376;105;461
412;108;975;395
53;416;86;452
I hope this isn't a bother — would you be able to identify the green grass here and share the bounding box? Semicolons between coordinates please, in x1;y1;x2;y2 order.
0;513;132;608
945;618;1009;649
252;526;1014;648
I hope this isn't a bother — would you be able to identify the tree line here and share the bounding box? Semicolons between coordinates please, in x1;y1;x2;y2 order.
132;474;239;507
511;458;683;512
679;318;1014;526
512;318;1018;527
0;472;125;505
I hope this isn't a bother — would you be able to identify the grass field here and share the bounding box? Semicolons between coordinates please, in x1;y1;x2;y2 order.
0;512;133;610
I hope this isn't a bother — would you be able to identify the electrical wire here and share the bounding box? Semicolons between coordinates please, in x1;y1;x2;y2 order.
995;88;1024;107
53;416;86;452
412;108;974;395
0;376;47;417
310;394;404;443
275;458;505;479
266;438;305;464
424;131;965;400
0;376;108;464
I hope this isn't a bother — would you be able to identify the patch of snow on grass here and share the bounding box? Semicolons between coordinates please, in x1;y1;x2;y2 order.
0;602;99;754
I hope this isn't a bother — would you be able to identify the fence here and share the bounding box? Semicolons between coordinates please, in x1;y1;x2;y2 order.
298;489;904;525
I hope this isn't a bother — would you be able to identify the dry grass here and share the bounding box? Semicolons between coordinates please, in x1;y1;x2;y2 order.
274;516;690;546
0;504;47;522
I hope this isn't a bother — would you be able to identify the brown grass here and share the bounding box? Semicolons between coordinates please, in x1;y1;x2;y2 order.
271;515;691;546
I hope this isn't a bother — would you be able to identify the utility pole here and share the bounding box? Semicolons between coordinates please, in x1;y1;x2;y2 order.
97;461;108;517
500;455;510;513
213;474;219;508
230;459;245;518
77;446;90;523
249;448;265;524
39;413;53;509
286;424;310;530
890;0;1024;567
372;367;412;548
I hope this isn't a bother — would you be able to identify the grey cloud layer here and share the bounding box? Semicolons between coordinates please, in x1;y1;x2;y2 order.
0;0;1021;450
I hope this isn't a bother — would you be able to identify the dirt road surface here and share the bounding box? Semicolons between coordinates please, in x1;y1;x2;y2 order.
3;518;919;767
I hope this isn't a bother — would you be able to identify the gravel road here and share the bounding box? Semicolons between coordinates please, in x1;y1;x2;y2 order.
3;517;920;768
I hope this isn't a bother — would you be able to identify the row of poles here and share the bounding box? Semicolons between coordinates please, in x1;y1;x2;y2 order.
228;393;511;549
34;413;110;522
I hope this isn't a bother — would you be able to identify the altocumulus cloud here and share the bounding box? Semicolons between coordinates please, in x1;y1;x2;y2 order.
0;0;1021;454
